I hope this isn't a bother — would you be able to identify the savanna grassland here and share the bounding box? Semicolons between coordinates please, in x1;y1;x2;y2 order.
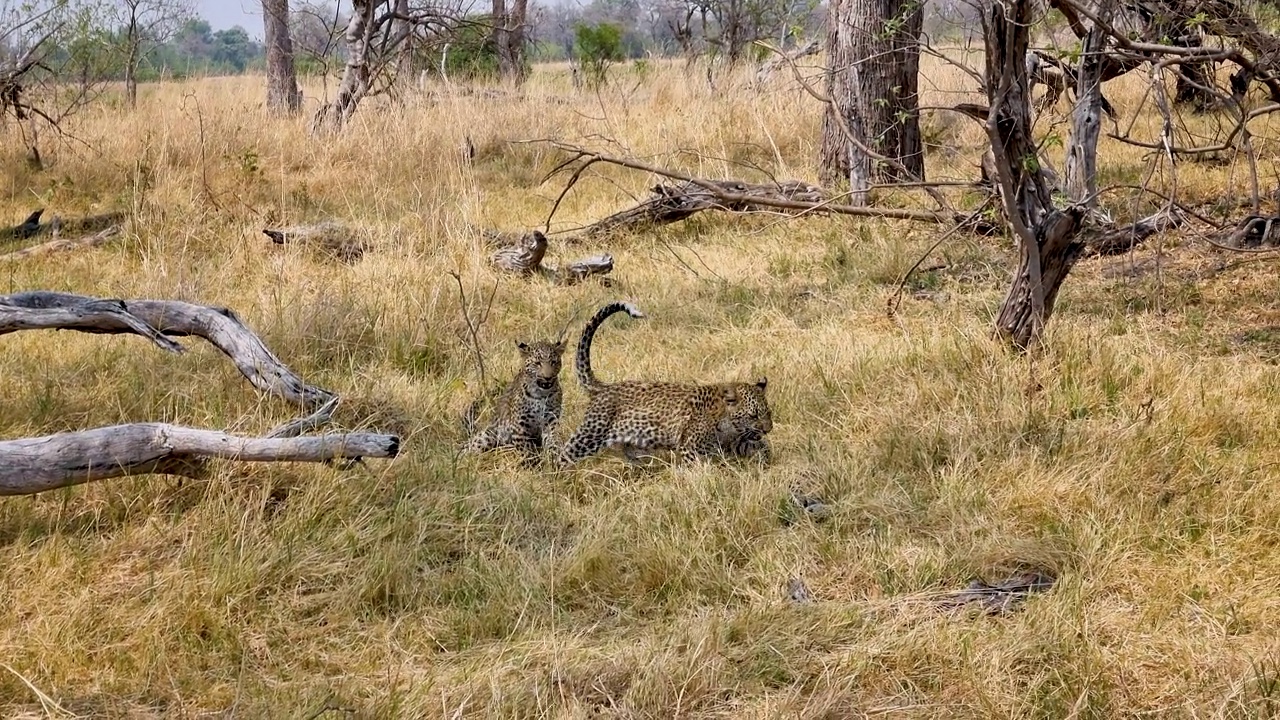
4;51;1280;718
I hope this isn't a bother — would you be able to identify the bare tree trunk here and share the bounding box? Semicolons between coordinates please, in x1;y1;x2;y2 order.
819;0;924;204
263;0;302;115
125;19;139;108
984;0;1096;350
493;0;529;83
312;0;375;131
394;0;414;84
1065;23;1106;205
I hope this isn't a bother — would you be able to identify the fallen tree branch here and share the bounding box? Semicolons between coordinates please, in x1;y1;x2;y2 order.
0;424;399;496
576;179;829;239
534;141;993;232
0;291;337;435
0;226;120;262
262;220;368;263
1082;208;1186;256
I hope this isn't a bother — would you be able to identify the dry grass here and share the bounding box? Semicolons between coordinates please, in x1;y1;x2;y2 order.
4;53;1280;717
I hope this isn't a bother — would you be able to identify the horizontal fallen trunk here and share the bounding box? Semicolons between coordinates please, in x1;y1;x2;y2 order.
0;209;124;245
0;424;399;495
580;180;829;239
0;291;337;436
541;141;996;236
0;226;120;262
263;221;368;263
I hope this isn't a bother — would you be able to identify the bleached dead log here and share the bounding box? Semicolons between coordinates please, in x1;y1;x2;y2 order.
579;179;830;240
0;291;336;435
1083;208;1185;256
1;209;124;246
0;424;400;495
488;230;548;275
263;221;368;263
0;226;120;262
0;296;184;353
545;254;613;286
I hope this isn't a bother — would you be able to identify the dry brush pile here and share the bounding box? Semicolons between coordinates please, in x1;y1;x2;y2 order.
2;54;1280;717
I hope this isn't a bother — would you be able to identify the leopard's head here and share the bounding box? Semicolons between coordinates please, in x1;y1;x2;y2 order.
518;339;567;393
719;377;773;437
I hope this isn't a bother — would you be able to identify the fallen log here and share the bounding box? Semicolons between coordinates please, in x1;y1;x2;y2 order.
0;209;124;245
579;179;829;240
262;221;368;263
0;424;399;495
1083;207;1186;256
539;141;996;234
0;226;120;262
0;291;337;435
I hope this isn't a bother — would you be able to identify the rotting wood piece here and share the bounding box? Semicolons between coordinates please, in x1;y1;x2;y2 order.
263;220;368;262
0;226;120;262
545;254;613;286
1214;213;1280;249
580;179;828;239
1082;208;1185;256
1;209;124;245
488;230;548;275
0;291;337;436
0;423;399;496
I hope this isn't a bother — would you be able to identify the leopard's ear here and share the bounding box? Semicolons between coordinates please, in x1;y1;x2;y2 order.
553;339;568;354
722;386;740;404
516;341;531;354
755;376;768;390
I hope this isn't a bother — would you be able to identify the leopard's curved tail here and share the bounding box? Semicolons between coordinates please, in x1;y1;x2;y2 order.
575;301;645;390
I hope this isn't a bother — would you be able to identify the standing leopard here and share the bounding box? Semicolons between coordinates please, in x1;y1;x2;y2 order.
558;302;773;466
461;338;566;462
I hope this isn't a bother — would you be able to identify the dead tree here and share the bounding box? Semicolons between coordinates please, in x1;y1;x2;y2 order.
492;0;530;83
312;0;462;131
263;0;303;114
116;0;192;109
0;291;401;494
0;425;398;496
982;0;1109;349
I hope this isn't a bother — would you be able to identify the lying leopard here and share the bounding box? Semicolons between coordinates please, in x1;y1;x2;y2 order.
559;302;773;466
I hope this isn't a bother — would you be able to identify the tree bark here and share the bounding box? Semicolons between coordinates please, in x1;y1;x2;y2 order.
263;0;302;115
983;0;1093;350
0;425;399;496
819;0;924;204
312;0;374;131
493;0;529;83
124;29;139;109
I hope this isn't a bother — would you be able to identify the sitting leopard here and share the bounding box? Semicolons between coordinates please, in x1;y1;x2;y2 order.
558;301;773;466
461;338;566;462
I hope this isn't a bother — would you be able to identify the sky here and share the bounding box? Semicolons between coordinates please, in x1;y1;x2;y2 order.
194;0;265;37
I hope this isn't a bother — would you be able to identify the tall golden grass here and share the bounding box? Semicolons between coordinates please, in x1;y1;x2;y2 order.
3;54;1280;716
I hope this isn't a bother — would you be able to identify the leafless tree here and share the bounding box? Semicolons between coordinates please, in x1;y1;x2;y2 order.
311;0;463;132
114;0;193;108
492;0;530;83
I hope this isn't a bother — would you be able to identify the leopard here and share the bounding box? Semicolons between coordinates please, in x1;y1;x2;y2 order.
461;338;567;462
558;301;773;466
